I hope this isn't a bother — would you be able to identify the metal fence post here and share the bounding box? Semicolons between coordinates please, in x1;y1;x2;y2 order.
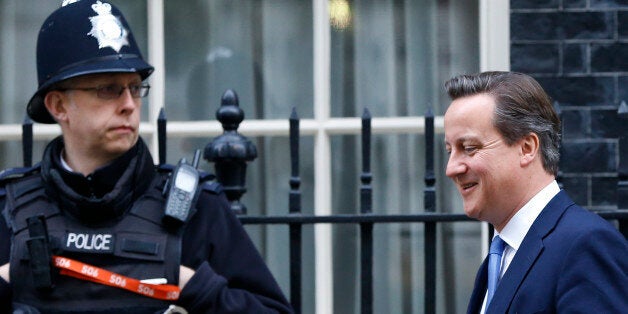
288;107;302;313
204;89;257;214
423;109;436;314
22;116;33;167
360;108;373;314
157;107;167;166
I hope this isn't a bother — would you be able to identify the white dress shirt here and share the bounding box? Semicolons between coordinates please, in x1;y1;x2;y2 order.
60;151;74;172
480;180;560;313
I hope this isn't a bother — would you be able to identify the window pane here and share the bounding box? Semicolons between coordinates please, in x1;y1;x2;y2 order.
0;0;57;125
330;0;479;117
330;0;480;312
163;0;314;121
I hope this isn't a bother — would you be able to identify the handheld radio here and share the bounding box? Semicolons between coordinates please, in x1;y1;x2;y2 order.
163;150;202;226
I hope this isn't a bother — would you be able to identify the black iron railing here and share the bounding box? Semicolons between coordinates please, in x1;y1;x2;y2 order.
20;91;628;314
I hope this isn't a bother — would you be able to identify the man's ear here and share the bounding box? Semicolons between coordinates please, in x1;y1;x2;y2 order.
44;91;68;122
520;132;540;167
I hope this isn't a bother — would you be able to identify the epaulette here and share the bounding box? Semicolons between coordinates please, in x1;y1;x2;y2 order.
156;163;175;173
0;164;40;198
198;170;216;182
198;170;221;194
200;180;223;194
0;164;41;185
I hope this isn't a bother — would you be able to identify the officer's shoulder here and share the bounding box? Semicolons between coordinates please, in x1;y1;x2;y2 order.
0;165;40;198
0;164;40;185
199;171;223;195
200;180;223;195
155;164;222;195
156;163;175;173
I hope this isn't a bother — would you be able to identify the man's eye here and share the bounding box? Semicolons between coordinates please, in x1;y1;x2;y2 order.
100;85;120;94
464;146;477;153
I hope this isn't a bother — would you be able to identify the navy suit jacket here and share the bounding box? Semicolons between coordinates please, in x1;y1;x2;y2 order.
467;191;628;314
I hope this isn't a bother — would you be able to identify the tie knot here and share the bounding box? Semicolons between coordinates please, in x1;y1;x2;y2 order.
490;236;506;255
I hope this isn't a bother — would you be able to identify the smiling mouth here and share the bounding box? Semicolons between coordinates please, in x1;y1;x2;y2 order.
461;182;477;190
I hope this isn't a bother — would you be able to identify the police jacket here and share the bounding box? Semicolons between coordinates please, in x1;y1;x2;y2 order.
0;137;293;313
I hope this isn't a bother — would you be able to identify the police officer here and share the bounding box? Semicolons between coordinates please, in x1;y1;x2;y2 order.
0;1;292;313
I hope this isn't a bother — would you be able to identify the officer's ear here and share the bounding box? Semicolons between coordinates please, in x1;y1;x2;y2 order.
44;90;69;122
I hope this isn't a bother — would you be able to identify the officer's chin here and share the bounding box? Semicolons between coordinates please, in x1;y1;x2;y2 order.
106;136;138;156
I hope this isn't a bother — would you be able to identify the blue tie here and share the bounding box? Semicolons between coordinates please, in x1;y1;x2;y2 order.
487;236;506;307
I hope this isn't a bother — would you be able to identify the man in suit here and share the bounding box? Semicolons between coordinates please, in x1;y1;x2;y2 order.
444;71;627;313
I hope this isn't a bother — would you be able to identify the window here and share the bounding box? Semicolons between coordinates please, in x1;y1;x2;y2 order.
0;0;508;313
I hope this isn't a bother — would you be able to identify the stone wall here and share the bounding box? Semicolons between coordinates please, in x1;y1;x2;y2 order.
510;0;628;210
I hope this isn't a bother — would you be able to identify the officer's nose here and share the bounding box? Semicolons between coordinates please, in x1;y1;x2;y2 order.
117;88;138;114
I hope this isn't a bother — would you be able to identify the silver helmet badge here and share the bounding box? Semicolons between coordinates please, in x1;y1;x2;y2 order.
87;1;129;52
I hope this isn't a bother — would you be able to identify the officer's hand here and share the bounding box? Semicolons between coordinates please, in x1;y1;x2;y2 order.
179;265;195;289
0;263;9;283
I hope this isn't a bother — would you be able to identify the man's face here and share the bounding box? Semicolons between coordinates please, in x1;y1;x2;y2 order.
444;94;524;226
55;72;143;161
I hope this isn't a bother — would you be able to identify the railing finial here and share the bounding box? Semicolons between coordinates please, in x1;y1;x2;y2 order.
204;89;257;214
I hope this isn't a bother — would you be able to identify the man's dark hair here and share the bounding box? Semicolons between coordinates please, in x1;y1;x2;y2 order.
445;71;561;176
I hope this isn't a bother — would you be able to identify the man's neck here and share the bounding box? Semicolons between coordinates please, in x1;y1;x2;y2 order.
493;173;556;232
62;153;109;176
61;146;122;176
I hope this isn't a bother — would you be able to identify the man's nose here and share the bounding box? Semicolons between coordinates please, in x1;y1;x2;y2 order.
117;89;138;113
445;152;466;178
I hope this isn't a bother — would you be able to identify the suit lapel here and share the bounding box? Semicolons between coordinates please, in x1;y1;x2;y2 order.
487;191;574;313
487;236;544;313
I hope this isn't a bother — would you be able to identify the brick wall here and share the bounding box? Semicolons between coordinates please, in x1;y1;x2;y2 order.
510;0;628;210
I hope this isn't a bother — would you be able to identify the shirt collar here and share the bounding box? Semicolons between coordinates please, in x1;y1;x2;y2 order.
60;150;73;172
54;142;139;198
497;180;560;250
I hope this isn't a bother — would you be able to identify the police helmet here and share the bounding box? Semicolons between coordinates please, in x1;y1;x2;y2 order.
27;0;154;124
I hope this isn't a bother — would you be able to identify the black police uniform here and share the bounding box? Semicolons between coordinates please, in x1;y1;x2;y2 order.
0;137;293;313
